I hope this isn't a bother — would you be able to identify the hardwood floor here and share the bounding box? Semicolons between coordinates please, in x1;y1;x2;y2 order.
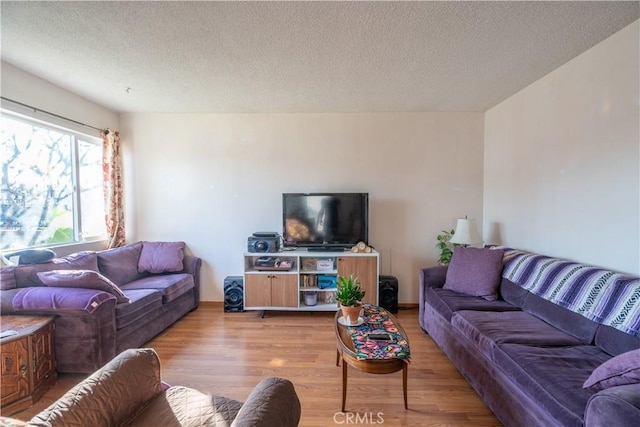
12;303;501;426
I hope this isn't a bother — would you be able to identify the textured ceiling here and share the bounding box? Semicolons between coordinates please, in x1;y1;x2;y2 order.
1;1;638;114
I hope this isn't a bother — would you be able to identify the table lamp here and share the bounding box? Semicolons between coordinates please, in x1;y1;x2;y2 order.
449;217;482;246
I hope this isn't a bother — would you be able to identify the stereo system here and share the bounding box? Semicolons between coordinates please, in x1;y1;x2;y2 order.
378;275;398;313
224;276;244;312
247;232;280;253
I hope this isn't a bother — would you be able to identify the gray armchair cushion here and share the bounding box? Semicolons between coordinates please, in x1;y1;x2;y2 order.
232;377;301;427
132;386;243;427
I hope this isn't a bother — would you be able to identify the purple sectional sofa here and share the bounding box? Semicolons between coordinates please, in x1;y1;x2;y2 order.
0;241;201;373
419;247;640;427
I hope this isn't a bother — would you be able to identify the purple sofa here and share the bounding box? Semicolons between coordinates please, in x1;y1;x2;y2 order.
419;247;640;427
0;241;201;373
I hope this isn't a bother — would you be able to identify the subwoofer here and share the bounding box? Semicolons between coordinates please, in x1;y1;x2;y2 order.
224;276;244;312
378;275;398;313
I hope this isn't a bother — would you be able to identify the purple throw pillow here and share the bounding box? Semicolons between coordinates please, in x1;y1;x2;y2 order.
37;269;130;304
444;247;505;301
137;241;185;274
583;349;640;392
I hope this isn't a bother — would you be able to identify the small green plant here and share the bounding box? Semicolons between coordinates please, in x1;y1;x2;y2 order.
335;274;365;307
436;229;456;265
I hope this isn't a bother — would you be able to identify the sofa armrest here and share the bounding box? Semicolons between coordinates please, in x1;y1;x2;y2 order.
231;377;301;427
28;348;164;427
419;265;447;329
585;384;640;427
419;265;447;290
7;287;116;314
182;255;202;307
2;287;118;373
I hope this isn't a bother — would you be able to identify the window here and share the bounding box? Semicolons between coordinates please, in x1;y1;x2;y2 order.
1;112;105;251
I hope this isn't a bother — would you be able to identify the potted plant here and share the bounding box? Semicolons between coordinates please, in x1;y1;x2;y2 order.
436;228;455;265
335;274;365;325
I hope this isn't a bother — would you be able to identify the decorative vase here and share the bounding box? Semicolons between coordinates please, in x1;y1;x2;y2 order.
340;304;362;325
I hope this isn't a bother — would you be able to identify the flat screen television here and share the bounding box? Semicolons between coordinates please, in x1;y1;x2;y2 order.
282;193;368;250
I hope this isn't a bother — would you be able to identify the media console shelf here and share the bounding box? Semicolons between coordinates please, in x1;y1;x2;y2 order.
243;250;379;312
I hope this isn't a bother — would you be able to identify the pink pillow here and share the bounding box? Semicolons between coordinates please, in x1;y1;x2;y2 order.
583;349;640;391
137;241;185;274
37;270;130;304
444;247;505;301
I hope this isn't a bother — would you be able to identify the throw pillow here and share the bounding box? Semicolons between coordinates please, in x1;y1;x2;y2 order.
37;270;130;304
583;348;640;392
6;248;56;265
137;241;185;274
444;246;505;301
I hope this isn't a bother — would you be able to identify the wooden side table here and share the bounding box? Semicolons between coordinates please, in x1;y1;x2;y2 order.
1;315;57;416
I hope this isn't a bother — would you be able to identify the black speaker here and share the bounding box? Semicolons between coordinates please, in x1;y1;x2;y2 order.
224;276;244;312
379;275;398;313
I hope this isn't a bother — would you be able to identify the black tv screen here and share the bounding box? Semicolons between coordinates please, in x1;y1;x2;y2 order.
283;193;368;249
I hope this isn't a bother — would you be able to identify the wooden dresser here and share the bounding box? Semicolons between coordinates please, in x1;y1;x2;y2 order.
1;315;57;415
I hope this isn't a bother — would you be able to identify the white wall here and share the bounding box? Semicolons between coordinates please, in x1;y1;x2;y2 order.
484;21;640;274
1;61;119;135
120;113;485;302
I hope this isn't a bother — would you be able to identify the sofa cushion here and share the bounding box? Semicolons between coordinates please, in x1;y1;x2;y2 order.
425;287;520;322
9;251;99;289
499;278;530;308
138;241;185;274
522;291;599;344
444;247;505;301
116;289;163;329
37;270;130;304
452;310;584;359
494;343;610;427
583;348;640;392
595;325;640;357
131;386;243;427
120;273;194;304
97;242;145;286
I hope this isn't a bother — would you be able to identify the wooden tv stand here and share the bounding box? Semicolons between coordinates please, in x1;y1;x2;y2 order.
243;250;379;311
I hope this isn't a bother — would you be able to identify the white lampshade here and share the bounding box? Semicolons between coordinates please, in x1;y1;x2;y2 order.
449;218;482;245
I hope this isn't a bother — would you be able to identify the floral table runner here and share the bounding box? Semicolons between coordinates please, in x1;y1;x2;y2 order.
347;303;410;361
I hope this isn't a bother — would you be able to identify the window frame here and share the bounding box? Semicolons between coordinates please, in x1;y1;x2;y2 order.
1;109;107;251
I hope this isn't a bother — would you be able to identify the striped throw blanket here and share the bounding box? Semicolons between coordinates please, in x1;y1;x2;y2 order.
502;249;640;337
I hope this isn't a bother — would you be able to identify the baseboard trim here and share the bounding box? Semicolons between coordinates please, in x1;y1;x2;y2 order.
197;301;418;310
198;301;223;308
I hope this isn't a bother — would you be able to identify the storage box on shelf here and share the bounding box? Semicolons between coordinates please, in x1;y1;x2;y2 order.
243;250;378;312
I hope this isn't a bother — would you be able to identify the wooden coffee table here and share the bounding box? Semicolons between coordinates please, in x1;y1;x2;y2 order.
334;308;409;412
